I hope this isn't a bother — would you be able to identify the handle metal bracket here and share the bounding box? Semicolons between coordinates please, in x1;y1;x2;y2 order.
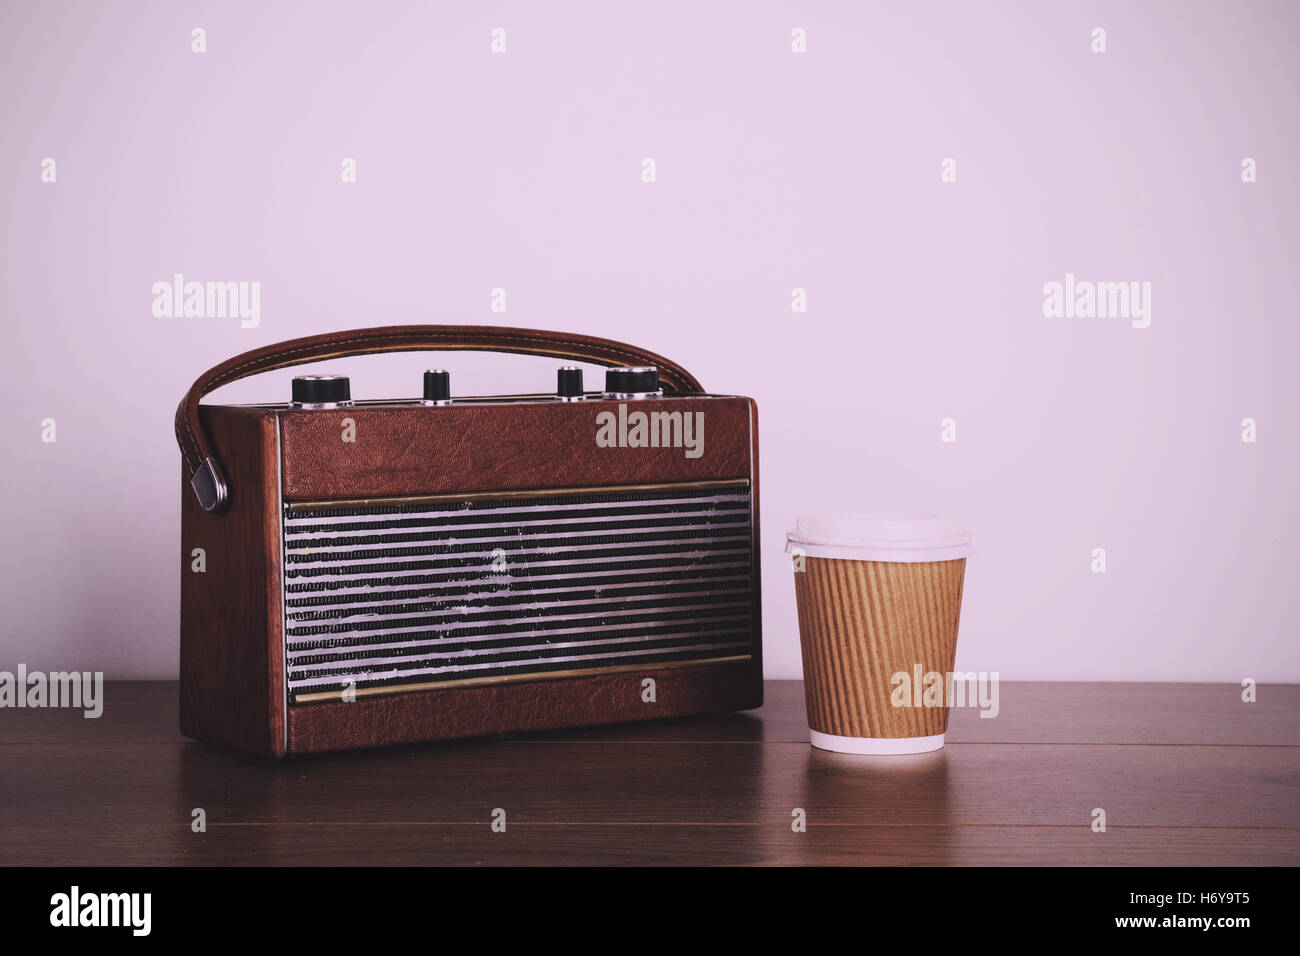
190;457;229;513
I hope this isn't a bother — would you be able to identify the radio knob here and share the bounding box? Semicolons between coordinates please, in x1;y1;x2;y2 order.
423;369;451;405
603;367;660;397
291;374;352;407
556;366;584;400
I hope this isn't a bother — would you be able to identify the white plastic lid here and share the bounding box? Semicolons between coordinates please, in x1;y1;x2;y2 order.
784;514;972;563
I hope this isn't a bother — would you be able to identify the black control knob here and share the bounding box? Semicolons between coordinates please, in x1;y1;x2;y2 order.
557;366;584;400
291;374;351;406
604;367;660;396
423;369;451;404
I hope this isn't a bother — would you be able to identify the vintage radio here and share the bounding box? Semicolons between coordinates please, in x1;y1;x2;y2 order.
174;325;762;756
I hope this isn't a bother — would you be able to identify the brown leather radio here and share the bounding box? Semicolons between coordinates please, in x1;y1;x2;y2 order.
174;325;762;756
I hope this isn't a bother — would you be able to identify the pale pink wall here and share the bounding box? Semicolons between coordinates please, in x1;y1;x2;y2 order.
2;2;1297;681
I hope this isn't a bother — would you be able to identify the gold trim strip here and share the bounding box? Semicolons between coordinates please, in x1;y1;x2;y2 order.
286;478;751;512
292;654;753;704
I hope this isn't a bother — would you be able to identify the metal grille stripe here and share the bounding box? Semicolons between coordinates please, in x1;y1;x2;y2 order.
283;486;754;700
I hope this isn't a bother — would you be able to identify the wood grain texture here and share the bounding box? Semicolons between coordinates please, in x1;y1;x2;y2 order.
5;680;1295;746
795;557;966;738
3;738;1296;828
2;825;1295;867
179;406;285;757
1;681;1296;866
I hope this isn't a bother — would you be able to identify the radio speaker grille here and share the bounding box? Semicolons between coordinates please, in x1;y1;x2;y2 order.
281;484;755;701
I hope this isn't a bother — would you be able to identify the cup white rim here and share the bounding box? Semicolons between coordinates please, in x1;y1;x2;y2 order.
786;513;972;563
809;730;946;754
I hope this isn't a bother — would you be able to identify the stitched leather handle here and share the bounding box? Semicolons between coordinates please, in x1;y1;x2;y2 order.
175;324;705;513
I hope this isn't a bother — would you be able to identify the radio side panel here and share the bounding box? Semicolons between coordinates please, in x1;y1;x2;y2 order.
179;406;286;757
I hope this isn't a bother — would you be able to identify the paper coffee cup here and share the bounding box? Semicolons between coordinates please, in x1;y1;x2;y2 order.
785;515;972;755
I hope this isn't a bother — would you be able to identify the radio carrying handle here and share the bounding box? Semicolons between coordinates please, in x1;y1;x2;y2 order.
175;324;706;513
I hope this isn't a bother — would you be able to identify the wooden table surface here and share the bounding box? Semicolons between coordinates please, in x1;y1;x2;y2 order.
1;681;1296;866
